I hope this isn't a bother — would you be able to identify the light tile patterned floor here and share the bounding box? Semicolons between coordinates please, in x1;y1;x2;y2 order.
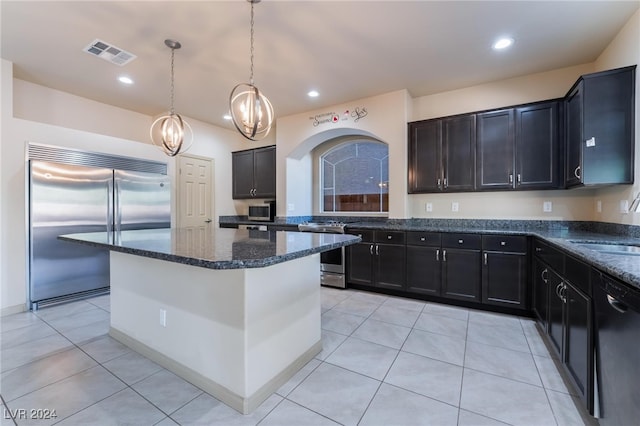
0;289;597;425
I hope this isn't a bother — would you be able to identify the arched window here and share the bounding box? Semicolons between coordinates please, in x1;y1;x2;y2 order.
320;140;388;212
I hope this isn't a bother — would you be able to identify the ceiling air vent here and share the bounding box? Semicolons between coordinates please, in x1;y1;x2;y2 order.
83;39;136;66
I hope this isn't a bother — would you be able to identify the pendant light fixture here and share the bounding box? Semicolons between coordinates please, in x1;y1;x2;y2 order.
229;0;274;141
150;39;193;157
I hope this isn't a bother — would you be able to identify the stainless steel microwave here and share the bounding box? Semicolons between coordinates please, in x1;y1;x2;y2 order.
248;200;275;221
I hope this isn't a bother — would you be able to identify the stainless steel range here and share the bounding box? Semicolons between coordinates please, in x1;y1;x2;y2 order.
298;221;347;288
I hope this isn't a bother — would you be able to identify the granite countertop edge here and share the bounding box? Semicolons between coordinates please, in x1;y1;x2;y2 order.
59;233;360;270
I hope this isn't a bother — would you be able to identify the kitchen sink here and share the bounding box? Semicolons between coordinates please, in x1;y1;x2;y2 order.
573;242;640;255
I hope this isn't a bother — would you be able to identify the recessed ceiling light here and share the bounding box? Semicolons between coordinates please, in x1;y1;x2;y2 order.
307;90;319;98
493;37;514;50
118;75;133;85
223;114;232;120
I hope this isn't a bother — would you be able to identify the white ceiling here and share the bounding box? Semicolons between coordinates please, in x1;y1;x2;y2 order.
2;1;638;130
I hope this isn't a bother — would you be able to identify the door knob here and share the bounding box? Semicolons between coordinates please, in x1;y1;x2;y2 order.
205;219;212;223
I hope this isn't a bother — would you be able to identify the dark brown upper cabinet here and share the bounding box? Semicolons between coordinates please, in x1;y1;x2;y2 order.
565;66;635;187
476;102;562;191
476;109;515;190
408;114;475;193
232;145;276;199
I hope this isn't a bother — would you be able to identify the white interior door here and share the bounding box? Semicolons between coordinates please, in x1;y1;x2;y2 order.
177;154;214;230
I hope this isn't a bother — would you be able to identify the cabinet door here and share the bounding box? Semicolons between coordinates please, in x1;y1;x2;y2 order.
565;82;583;187
232;150;256;199
442;248;481;301
547;269;564;358
408;120;442;193
346;243;373;286
476;109;514;190
375;243;406;290
482;251;527;309
582;68;635;185
442;115;476;191
564;282;592;409
253;146;276;198
406;246;441;295
532;258;549;330
515;102;560;189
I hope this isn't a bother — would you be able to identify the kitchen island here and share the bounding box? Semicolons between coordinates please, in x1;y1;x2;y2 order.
60;227;359;414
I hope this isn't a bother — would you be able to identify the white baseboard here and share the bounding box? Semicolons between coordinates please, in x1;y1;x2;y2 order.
1;303;27;317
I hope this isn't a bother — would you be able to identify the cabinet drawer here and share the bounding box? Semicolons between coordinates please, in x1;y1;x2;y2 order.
406;232;441;246
534;239;564;273
442;233;481;249
483;235;527;253
565;255;591;295
374;231;405;245
347;229;374;243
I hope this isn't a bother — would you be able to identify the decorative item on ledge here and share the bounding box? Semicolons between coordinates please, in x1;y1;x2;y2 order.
150;39;193;157
229;0;274;141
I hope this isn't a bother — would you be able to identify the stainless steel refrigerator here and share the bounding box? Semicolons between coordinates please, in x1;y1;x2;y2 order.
28;144;170;309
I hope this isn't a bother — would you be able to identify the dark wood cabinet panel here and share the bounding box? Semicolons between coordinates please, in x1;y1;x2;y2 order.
442;115;476;191
232;145;276;199
346;242;374;286
476;109;514;190
442;248;481;302
482;251;527;309
566;66;635;187
547;268;565;359
533;258;549;330
406;245;441;295
515;101;561;189
232;150;256;199
408;120;442;193
375;243;406;290
253;146;277;198
564;282;592;408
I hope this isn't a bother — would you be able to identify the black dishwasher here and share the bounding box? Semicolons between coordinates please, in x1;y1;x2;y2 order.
594;272;640;426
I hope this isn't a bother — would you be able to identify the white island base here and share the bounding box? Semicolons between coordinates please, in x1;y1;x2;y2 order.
108;251;322;414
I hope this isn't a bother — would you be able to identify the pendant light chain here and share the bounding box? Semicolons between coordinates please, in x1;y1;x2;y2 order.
169;47;176;115
249;1;255;85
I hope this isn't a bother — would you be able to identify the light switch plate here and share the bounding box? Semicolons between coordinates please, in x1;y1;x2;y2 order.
287;203;295;212
597;200;602;213
451;202;459;212
426;202;433;212
543;201;552;212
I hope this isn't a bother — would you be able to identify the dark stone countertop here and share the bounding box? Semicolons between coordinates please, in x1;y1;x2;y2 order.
59;228;360;270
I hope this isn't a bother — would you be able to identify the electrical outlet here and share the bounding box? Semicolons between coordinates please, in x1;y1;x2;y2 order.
159;308;167;327
620;200;629;214
287;203;294;212
451;202;459;212
543;201;552;213
425;202;433;212
597;200;602;213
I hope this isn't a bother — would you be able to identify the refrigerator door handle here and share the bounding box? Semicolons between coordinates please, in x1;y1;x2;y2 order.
114;179;122;233
107;179;114;234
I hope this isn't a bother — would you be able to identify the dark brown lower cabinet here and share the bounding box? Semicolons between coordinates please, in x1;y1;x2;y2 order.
441;248;481;302
547;268;565;358
532;258;549;330
406;245;442;295
346;229;405;290
482;251;527;309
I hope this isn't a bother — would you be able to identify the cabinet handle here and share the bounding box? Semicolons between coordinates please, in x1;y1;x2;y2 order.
387;235;392;240
420;237;426;242
437;178;441;188
561;284;567;303
535;247;542;252
509;174;513;184
443;250;447;262
444;178;448;188
541;268;548;283
436;249;440;261
574;166;581;179
458;239;463;244
370;244;374;255
555;283;563;299
517;174;521;184
500;241;506;246
376;245;380;256
607;295;628;314
484;252;488;266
